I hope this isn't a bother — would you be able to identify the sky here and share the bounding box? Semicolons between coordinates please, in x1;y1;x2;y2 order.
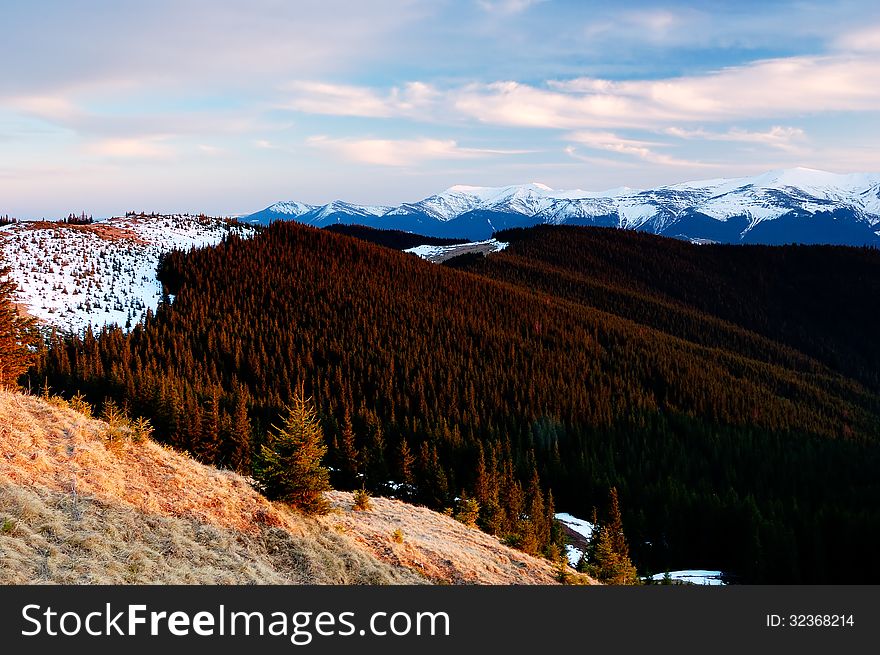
3;0;880;217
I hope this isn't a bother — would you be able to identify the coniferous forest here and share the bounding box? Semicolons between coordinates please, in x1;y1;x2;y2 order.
30;222;880;583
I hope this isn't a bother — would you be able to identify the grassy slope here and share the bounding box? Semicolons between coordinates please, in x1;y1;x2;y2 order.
0;389;584;585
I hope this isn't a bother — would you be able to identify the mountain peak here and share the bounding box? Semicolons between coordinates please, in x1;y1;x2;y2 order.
246;168;880;245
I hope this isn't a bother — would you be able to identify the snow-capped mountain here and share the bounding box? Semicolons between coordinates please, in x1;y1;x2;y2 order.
0;214;255;334
247;199;391;225
246;168;880;245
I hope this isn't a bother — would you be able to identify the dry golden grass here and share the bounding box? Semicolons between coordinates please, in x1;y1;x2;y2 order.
18;221;147;245
319;492;596;585
0;389;586;585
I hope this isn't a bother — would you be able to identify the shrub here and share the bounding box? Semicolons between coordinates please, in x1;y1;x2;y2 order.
130;416;153;443
453;496;479;528
391;528;404;544
101;400;130;446
68;392;93;417
353;488;372;511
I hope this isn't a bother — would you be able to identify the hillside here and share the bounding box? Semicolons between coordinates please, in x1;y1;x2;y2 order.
33;221;880;583
452;225;880;390
0;214;255;334
0;389;572;585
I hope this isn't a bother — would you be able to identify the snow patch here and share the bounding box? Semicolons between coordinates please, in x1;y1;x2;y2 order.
1;214;256;335
405;238;508;262
554;512;594;541
648;570;726;586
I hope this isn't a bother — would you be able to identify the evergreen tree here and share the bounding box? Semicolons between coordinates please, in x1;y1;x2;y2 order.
196;388;222;462
227;385;252;473
592;487;639;585
338;409;360;487
396;437;416;498
0;264;38;388
254;388;331;514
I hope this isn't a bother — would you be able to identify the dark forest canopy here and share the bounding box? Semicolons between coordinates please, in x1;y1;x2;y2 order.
31;222;880;583
323;223;467;250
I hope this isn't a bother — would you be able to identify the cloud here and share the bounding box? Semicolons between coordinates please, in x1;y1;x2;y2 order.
541;55;880;124
583;9;686;46
281;52;880;133
834;24;880;52
477;0;545;15
86;137;175;160
566;131;705;167
0;1;429;98
664;126;807;151
305;135;526;166
280;81;438;119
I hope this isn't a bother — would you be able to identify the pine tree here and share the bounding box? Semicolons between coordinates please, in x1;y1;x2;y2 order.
396;437;416;499
592;487;639;585
254;388;331;514
606;487;631;562
196;388;222;463
522;467;546;555
227;385;252;473
338;409;360;487
0;264;38;388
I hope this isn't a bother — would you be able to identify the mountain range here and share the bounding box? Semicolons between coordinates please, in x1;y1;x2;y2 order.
245;168;880;245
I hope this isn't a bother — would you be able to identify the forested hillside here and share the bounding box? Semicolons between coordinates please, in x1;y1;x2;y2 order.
0;389;568;585
322;224;467;250
31;222;880;583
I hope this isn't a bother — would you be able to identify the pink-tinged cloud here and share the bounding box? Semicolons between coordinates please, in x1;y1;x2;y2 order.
566;131;709;167
306;135;528;166
284;53;880;131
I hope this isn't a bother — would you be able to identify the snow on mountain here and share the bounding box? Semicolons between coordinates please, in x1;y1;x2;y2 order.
309;201;391;221
247;168;880;244
263;200;316;217
0;214;255;334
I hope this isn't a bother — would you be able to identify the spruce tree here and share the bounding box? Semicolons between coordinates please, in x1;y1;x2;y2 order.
338;409;360;487
227;386;252;473
254;388;331;514
0;264;38;388
592;487;639;584
396;437;415;499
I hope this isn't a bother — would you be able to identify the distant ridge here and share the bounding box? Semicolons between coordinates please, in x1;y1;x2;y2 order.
245;168;880;245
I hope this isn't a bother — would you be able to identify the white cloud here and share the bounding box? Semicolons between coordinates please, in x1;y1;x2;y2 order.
281;53;880;132
477;0;545;15
664;126;807;151
86;137;174;159
541;55;880;124
834;24;880;52
306;135;526;166
7;95;79;121
281;81;438;118
197;144;224;155
566;131;706;167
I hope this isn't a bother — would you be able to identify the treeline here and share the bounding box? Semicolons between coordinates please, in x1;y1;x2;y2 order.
63;212;94;225
30;222;880;581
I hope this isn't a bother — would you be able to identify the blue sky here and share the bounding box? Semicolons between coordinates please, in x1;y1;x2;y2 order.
3;0;880;217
